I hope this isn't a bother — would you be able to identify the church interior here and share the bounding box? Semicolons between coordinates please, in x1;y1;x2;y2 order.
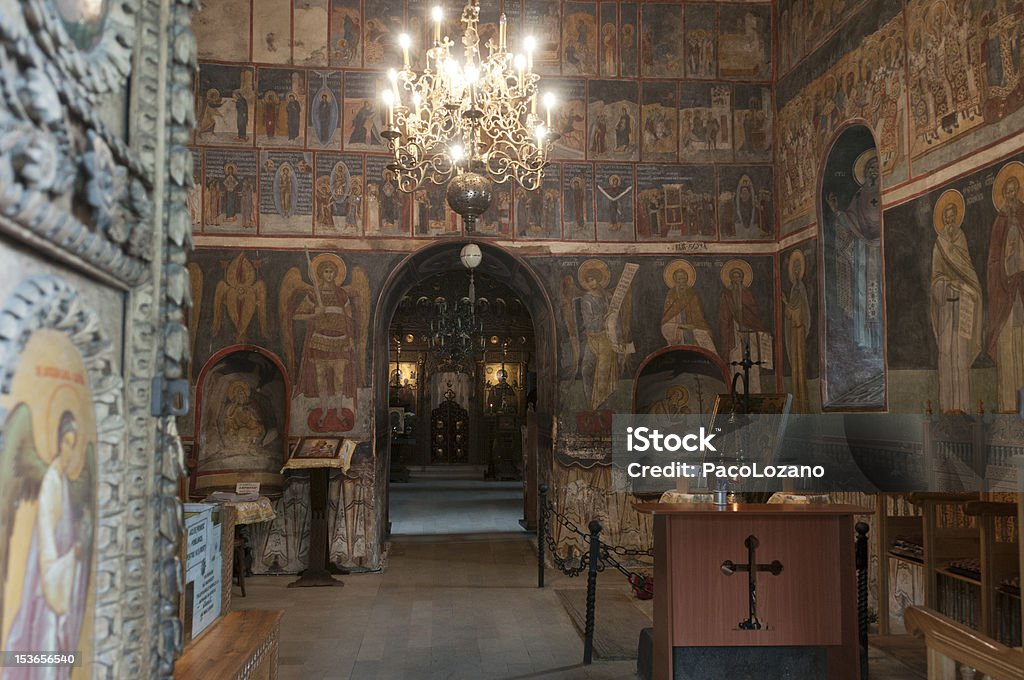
1;0;1024;678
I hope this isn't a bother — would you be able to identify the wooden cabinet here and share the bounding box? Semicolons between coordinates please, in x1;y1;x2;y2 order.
875;493;1020;646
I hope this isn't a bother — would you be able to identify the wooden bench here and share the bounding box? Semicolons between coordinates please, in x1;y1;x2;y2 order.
175;609;284;680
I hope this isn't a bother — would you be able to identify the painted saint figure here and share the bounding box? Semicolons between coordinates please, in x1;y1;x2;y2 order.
986;162;1024;412
783;250;811;413
660;259;715;353
286;94;302;140
234;91;249;140
615;105;633;152
598;174;632;232
263;90;280;137
2;402;94;680
568;260;636;410
930;190;982;413
718;259;770;393
830;149;883;350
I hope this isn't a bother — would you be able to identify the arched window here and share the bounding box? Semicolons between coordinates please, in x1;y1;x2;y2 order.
819;124;886;409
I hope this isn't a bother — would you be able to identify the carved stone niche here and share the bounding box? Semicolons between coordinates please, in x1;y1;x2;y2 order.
192;349;288;498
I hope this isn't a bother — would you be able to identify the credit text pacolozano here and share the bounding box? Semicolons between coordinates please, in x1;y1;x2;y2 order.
625;462;826;479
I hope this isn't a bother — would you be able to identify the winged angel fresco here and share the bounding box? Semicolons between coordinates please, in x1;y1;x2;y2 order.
278;254;369;430
0;400;95;662
560;259;637;412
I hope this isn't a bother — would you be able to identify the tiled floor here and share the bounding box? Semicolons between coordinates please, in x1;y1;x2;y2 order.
238;535;641;679
388;479;525;535
234;479;924;679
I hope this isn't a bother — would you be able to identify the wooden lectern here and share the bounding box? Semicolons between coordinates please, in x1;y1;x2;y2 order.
635;503;869;680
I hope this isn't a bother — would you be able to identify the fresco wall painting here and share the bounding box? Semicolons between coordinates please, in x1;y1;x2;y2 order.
820;125;886;410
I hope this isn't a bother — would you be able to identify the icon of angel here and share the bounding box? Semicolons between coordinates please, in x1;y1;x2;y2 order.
0;391;95;662
560;259;635;411
278;254;370;427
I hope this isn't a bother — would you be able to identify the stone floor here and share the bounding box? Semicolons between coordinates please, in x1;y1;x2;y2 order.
234;479;925;679
388;479;524;535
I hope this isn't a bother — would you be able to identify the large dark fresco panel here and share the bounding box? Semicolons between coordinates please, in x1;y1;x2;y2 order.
820;125;886;409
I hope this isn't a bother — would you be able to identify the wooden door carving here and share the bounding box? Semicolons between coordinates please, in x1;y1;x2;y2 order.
430;385;468;464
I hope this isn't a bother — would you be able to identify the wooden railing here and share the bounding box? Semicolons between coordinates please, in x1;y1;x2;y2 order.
904;606;1024;680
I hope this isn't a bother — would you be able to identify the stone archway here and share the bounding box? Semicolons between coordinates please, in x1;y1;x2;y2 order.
372;240;559;537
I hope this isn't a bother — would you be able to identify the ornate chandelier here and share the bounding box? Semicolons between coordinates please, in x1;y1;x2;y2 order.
429;245;485;367
382;1;558;231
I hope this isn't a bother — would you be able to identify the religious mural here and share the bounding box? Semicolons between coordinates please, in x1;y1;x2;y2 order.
547;78;587;160
329;0;362;66
0;330;97;673
640;3;684;79
733;85;773;162
562;163;595;241
619;2;637;78
191;0;777;245
516;172;562;240
252;0;292;63
679;83;733;163
717;258;774;393
777;0;864;76
777;5;906;231
476;183;513;237
523;0;562;75
256;68;306;147
906;0;1024;161
821;125;886;409
202;148;258;233
598;1;617;77
364;156;408;236
561;259;638;413
595;163;634;241
682;4;716;80
314;153;364;236
342;72;387;152
718;5;771;81
414;183;459;236
780;241;818;414
307;71;342;149
295;0;330;65
561;2;598;76
635;347;728;417
258;150;314;234
587;80;638;162
279;254;370;432
636;165;715;241
211;252;269;344
195;64;255;146
718;166;773;241
362;0;401;67
640;82;678;162
659;259;716;355
195;350;286;495
884;154;1024;414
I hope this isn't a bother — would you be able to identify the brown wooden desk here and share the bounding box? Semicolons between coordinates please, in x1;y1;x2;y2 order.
635;502;870;680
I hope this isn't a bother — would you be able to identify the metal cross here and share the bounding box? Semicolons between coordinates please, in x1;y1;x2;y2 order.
720;534;784;630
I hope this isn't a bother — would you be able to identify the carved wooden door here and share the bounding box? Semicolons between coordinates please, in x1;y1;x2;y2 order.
430;388;469;464
0;1;193;677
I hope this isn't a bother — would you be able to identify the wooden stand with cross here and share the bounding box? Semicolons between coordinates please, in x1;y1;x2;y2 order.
635;502;869;680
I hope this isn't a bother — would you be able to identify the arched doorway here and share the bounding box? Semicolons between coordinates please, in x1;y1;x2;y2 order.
372;241;557;538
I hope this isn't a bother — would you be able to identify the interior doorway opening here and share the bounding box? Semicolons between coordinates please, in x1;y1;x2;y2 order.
387;270;536;535
373;241;556;539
